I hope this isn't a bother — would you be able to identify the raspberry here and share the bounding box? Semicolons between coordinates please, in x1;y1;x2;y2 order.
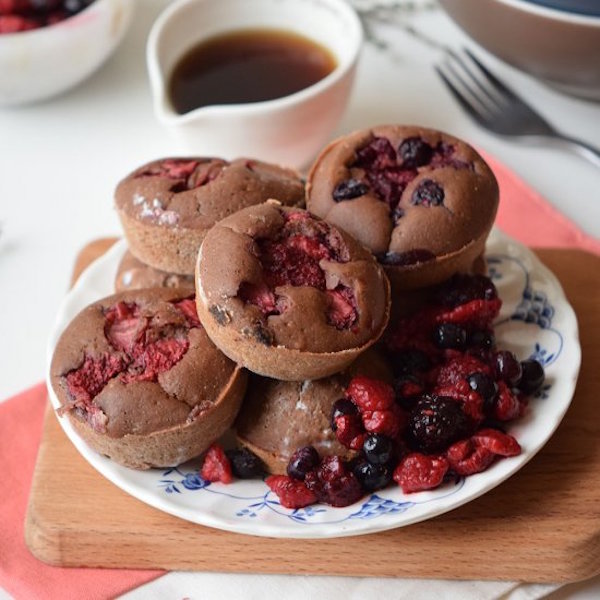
172;297;201;327
354;137;397;170
326;286;358;330
472;428;521;457
362;406;403;439
436;355;491;388
201;444;233;484
346;376;395;412
446;439;494;476
436;298;502;329
393;453;449;493
494;381;522;421
266;475;317;509
333;414;365;450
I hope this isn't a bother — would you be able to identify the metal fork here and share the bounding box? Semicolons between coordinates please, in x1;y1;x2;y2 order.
435;48;600;167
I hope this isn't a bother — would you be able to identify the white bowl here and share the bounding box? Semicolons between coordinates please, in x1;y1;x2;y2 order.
147;0;363;169
0;0;135;106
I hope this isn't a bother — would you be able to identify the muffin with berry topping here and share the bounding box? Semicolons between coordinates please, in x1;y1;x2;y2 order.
50;288;247;469
114;250;195;293
195;202;391;380
115;157;304;275
306;125;499;292
234;348;392;474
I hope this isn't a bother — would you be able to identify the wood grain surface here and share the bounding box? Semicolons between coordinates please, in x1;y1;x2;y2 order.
24;240;600;582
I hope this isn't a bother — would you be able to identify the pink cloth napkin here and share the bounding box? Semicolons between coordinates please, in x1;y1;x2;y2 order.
0;157;598;600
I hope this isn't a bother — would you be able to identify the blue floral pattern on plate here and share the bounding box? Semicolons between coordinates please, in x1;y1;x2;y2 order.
46;229;581;538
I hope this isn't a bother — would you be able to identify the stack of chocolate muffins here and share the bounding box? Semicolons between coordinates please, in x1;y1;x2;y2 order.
50;125;499;476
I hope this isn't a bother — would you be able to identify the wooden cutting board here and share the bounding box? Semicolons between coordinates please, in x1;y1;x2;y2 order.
24;240;600;583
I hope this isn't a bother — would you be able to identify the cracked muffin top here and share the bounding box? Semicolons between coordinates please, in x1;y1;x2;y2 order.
306;125;499;266
51;289;238;438
115;157;305;230
196;203;390;355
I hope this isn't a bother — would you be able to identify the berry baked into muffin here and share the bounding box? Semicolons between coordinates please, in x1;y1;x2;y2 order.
306;125;499;291
115;250;195;293
195;203;391;381
234;348;393;475
50;289;247;469
115;157;305;275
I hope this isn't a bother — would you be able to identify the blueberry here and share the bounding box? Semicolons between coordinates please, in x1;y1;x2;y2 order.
226;448;264;479
518;359;545;394
287;446;320;480
363;434;394;465
398;137;433;168
468;329;495;350
467;372;498;414
433;323;467;350
377;249;436;266
63;0;92;14
411;179;444;207
493;350;522;386
436;274;498;308
332;178;369;202
330;398;359;431
389;349;431;376
352;459;392;491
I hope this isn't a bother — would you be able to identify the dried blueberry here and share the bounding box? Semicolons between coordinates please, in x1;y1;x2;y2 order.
433;323;467;350
226;448;264;479
287;446;320;480
518;359;545;394
493;350;522;386
398;137;433;168
363;433;394;465
330;398;359;431
411;179;444;206
332;178;369;202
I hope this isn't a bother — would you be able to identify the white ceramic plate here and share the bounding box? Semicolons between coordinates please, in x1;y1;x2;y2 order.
46;229;580;539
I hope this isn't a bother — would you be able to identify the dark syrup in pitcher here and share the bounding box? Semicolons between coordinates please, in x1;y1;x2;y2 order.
169;29;337;115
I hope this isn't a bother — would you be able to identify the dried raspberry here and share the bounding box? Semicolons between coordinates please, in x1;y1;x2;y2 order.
172;297;201;327
346;376;395;412
473;428;521;457
333;414;365;450
494;381;522;421
362;405;404;439
446;438;495;476
305;456;364;507
435;298;502;329
266;475;317;508
201;444;233;484
435;355;491;388
393;453;449;493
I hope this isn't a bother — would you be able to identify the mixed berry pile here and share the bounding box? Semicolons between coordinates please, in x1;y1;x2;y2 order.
199;273;545;509
0;0;95;33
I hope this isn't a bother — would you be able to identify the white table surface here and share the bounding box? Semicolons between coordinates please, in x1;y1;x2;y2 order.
1;1;599;598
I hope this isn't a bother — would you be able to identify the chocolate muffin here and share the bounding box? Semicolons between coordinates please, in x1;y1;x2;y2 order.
115;250;194;293
115;157;305;275
50;289;247;469
196;202;391;381
235;349;393;474
306;125;499;291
